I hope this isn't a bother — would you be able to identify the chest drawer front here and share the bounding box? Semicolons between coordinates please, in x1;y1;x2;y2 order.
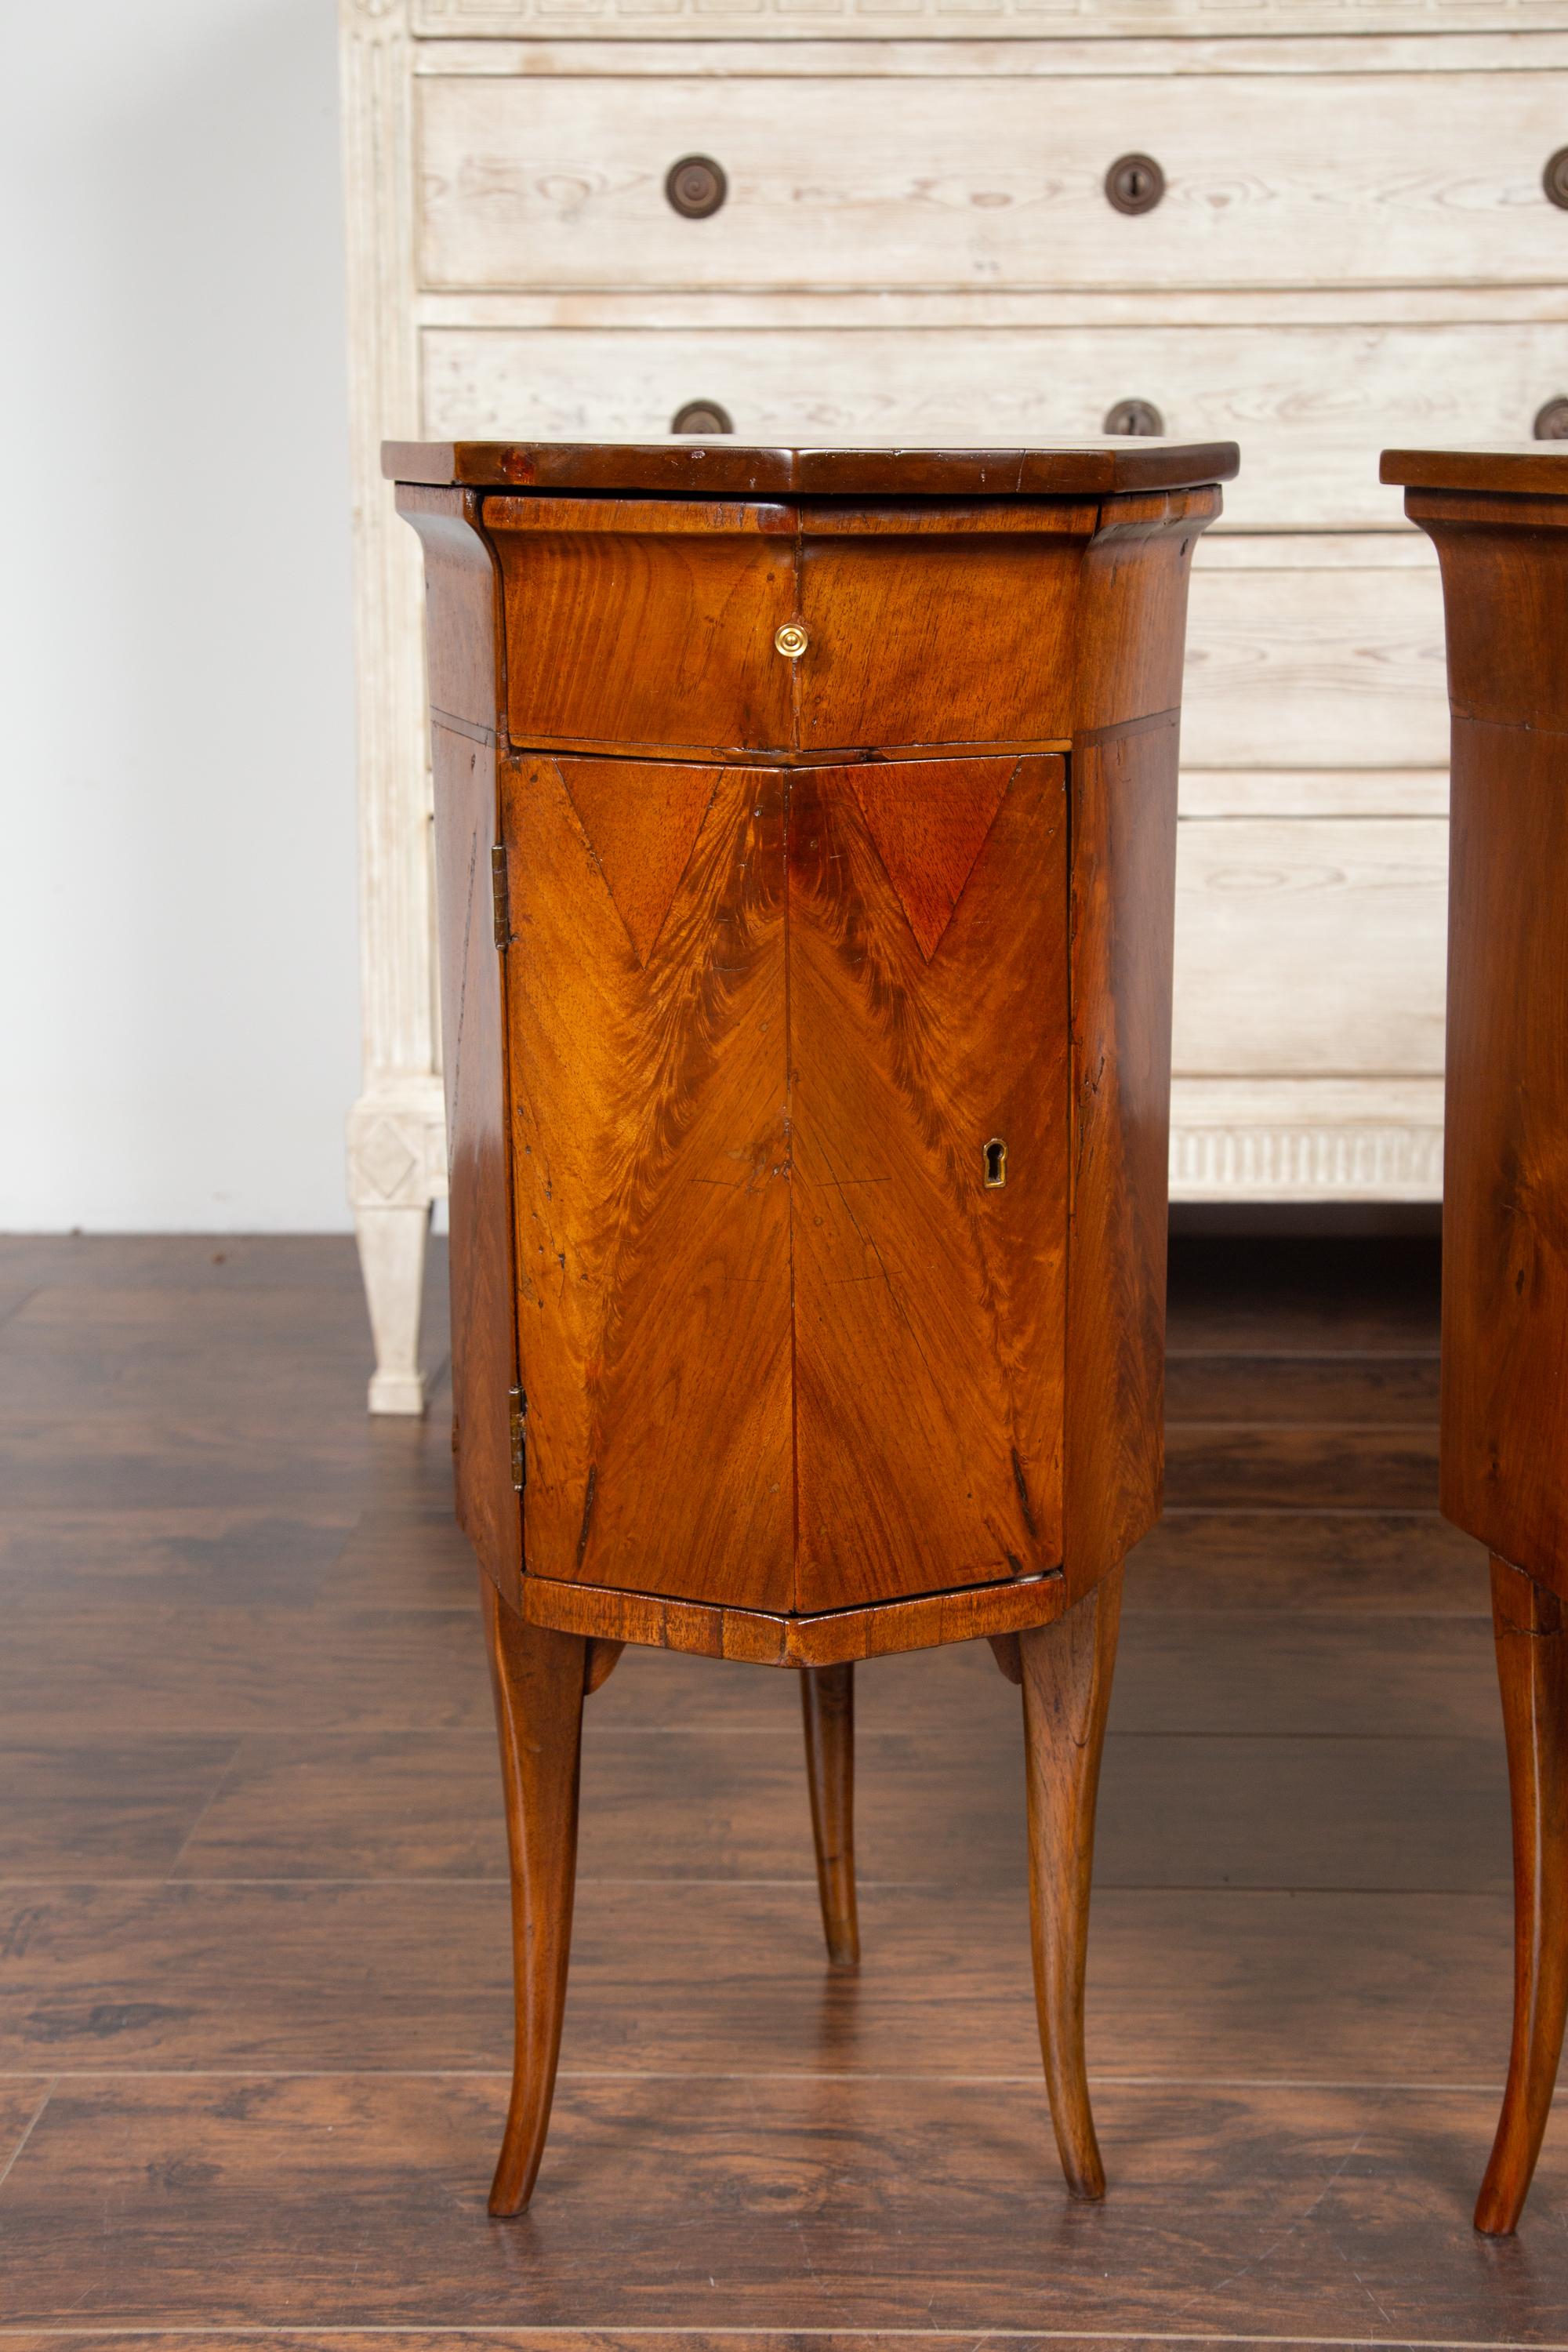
429;322;1568;537
419;71;1568;293
1173;814;1450;1080
1181;543;1449;771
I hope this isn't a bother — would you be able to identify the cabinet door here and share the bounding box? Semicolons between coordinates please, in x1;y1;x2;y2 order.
503;753;795;1612
503;749;1069;1617
789;753;1069;1610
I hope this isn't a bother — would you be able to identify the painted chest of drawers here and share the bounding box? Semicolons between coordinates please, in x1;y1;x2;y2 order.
340;0;1568;1409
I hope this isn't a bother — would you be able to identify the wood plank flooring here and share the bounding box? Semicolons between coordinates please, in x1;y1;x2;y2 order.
1;1232;1564;2347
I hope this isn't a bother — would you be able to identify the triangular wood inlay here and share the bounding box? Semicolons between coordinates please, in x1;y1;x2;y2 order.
848;760;1012;961
561;760;720;964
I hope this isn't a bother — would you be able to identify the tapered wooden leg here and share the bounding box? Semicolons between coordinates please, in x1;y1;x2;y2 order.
481;1575;587;2216
1475;1555;1568;2236
1018;1562;1123;2201
800;1662;860;1969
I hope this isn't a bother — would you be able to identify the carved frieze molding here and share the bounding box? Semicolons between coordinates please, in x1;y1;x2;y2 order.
414;0;1568;35
1170;1119;1444;1200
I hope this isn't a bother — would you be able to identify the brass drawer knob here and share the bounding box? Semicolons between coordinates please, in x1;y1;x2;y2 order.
1545;147;1568;209
1105;397;1164;437
775;622;809;659
1105;154;1164;215
1535;396;1568;440
666;155;727;219
670;399;734;435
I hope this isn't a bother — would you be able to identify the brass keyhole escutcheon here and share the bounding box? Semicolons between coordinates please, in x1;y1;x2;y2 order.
775;622;809;659
670;399;734;436
1105;153;1165;215
1105;397;1165;438
666;155;728;219
984;1138;1007;1189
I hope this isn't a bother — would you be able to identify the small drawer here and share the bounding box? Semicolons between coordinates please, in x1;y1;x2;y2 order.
485;494;797;753
486;494;1105;755
796;506;1088;751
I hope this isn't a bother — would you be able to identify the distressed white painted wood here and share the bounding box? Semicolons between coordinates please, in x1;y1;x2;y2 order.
342;0;446;1414
421;321;1568;532
1172;816;1450;1076
1179;771;1449;817
417;68;1568;292
419;285;1568;326
343;2;1555;1406
1182;545;1450;771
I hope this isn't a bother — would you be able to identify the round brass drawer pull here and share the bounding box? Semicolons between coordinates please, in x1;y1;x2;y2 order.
1105;153;1164;215
1535;397;1568;440
1104;397;1164;437
666;155;728;219
1544;148;1568;209
670;399;734;436
774;622;809;659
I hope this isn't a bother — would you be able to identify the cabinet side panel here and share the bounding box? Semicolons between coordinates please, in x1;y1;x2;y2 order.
503;756;795;1613
396;488;521;1605
792;754;1069;1611
1440;715;1568;1591
1065;718;1179;1596
1408;499;1568;735
1073;488;1218;735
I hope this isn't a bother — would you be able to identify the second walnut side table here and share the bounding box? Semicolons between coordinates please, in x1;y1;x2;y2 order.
1384;441;1568;2238
388;434;1238;2212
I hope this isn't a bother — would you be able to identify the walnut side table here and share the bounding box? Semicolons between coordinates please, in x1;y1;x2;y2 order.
389;434;1237;2212
1383;442;1568;2236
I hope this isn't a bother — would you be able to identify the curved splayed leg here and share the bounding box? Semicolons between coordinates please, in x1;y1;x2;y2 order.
482;1577;586;2216
1475;1555;1568;2237
1019;1562;1123;2201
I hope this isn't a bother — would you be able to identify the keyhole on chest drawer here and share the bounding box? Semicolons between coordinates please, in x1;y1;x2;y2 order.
984;1138;1007;1189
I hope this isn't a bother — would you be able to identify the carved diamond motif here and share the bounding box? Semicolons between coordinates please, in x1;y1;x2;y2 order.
356;1118;422;1202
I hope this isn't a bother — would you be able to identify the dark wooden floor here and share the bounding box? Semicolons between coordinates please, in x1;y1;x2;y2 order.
0;1231;1563;2348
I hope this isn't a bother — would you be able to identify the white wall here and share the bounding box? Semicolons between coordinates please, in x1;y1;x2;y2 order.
0;0;359;1229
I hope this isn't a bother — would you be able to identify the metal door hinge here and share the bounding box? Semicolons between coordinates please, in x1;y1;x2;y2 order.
491;844;510;949
508;1385;527;1491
